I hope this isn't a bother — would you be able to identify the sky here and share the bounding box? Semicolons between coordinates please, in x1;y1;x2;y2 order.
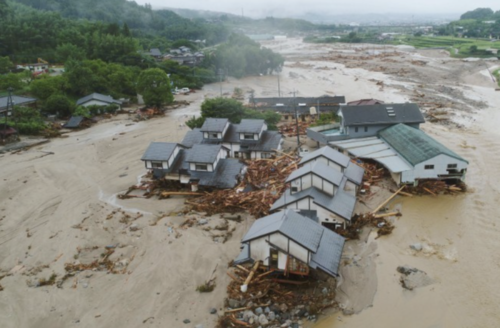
133;0;499;17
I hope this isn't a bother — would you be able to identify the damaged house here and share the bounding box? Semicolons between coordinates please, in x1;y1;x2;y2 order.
235;209;345;278
182;118;283;159
141;142;245;190
270;147;364;228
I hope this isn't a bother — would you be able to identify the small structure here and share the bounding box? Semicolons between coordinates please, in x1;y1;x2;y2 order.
270;147;364;228
182;118;283;159
235;209;345;278
148;48;163;60
347;99;385;106
329;124;468;185
307;102;425;145
141;142;245;190
63;116;92;129
76;93;122;109
251;96;346;123
26;63;49;73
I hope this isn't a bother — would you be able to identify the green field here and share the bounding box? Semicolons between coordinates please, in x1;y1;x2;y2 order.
393;36;500;58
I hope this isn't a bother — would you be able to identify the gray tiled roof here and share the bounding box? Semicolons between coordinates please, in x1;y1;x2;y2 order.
181;128;204;147
76;93;122;106
286;161;344;187
310;228;345;277
189;158;244;189
242;210;323;252
237;119;265;133
186;144;224;164
241;209;345;277
341;103;425;126
379;123;468;165
344;162;365;185
150;48;162;56
0;95;37;111
141;142;182;161
270;187;356;221
300;146;351;168
200;118;228;132
63;116;84;129
244;131;282;152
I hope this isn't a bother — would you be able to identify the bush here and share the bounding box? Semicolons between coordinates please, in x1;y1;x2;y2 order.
44;94;75;117
11;106;47;135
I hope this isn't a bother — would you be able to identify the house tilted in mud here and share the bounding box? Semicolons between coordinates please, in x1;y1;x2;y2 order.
307;103;468;186
235;209;345;278
182;118;283;159
270;147;364;229
141;142;245;190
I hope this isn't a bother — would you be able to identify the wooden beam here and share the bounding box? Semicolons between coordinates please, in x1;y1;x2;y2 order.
371;186;405;214
374;212;400;219
241;261;260;292
423;187;437;196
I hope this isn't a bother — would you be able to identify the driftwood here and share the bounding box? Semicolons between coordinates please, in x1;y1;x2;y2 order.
371;186;405;214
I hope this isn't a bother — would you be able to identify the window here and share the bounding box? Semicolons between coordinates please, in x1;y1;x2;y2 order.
291;186;298;193
447;164;457;169
243;133;254;140
210;133;218;139
261;152;272;159
195;164;208;171
364;126;368;132
234;151;239;158
354;127;359;133
424;165;434;170
151;162;163;169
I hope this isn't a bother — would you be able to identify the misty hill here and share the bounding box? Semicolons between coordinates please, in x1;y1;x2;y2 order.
460;8;500;20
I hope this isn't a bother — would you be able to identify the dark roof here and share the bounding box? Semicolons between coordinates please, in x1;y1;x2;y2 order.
379;123;468;165
141;142;183;161
181;128;204;147
341;103;425;126
252;96;346;105
150;48;162;56
242;210;324;252
241;209;345;277
0;124;17;137
300;146;351;168
63;116;85;129
270;187;356;221
76;93;122;106
200;118;228;133
237;119;265;134
0;95;37;111
344;162;365;185
243;131;282;152
185;144;224;164
309;227;345;277
286;161;344;187
347;99;385;106
189;158;244;189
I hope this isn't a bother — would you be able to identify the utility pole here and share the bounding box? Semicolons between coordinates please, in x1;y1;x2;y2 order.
5;87;13;126
218;68;224;97
290;90;300;152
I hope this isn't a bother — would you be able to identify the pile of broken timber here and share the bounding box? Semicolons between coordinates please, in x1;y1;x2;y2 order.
355;160;386;192
278;122;310;137
220;262;337;328
403;180;467;196
187;154;300;218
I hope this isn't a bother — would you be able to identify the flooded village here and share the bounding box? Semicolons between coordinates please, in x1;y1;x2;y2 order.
1;35;500;328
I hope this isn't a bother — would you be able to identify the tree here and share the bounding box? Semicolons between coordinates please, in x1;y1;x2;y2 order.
29;76;65;101
122;22;131;37
56;43;86;62
196;97;245;126
461;8;494;20
0;56;13;74
44;94;74;117
136;68;173;107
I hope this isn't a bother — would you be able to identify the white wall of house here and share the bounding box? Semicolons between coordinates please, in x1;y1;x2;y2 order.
291;173;336;196
279;197;317;211
401;154;467;184
145;160;169;170
239;132;259;141
304;157;343;172
81;100;112;108
278;252;287;270
249;236;270;266
203;131;222;139
167;146;181;167
269;233;288;251
189;162;214;172
289;239;309;264
222;143;240;157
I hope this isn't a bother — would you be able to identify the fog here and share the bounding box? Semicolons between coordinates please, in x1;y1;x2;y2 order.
134;0;499;17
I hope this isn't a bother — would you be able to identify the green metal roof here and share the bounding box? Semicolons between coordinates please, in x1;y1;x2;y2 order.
379;124;468;166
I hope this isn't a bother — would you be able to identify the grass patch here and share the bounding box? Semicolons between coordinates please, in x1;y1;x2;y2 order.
196;279;216;293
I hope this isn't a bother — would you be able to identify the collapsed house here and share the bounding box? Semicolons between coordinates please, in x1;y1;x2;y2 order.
141;142;245;190
235;209;345;278
182;118;283;159
250;96;346;123
270;147;364;228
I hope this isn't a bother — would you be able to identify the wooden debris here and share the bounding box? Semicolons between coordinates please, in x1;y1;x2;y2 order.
403;180;467;196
